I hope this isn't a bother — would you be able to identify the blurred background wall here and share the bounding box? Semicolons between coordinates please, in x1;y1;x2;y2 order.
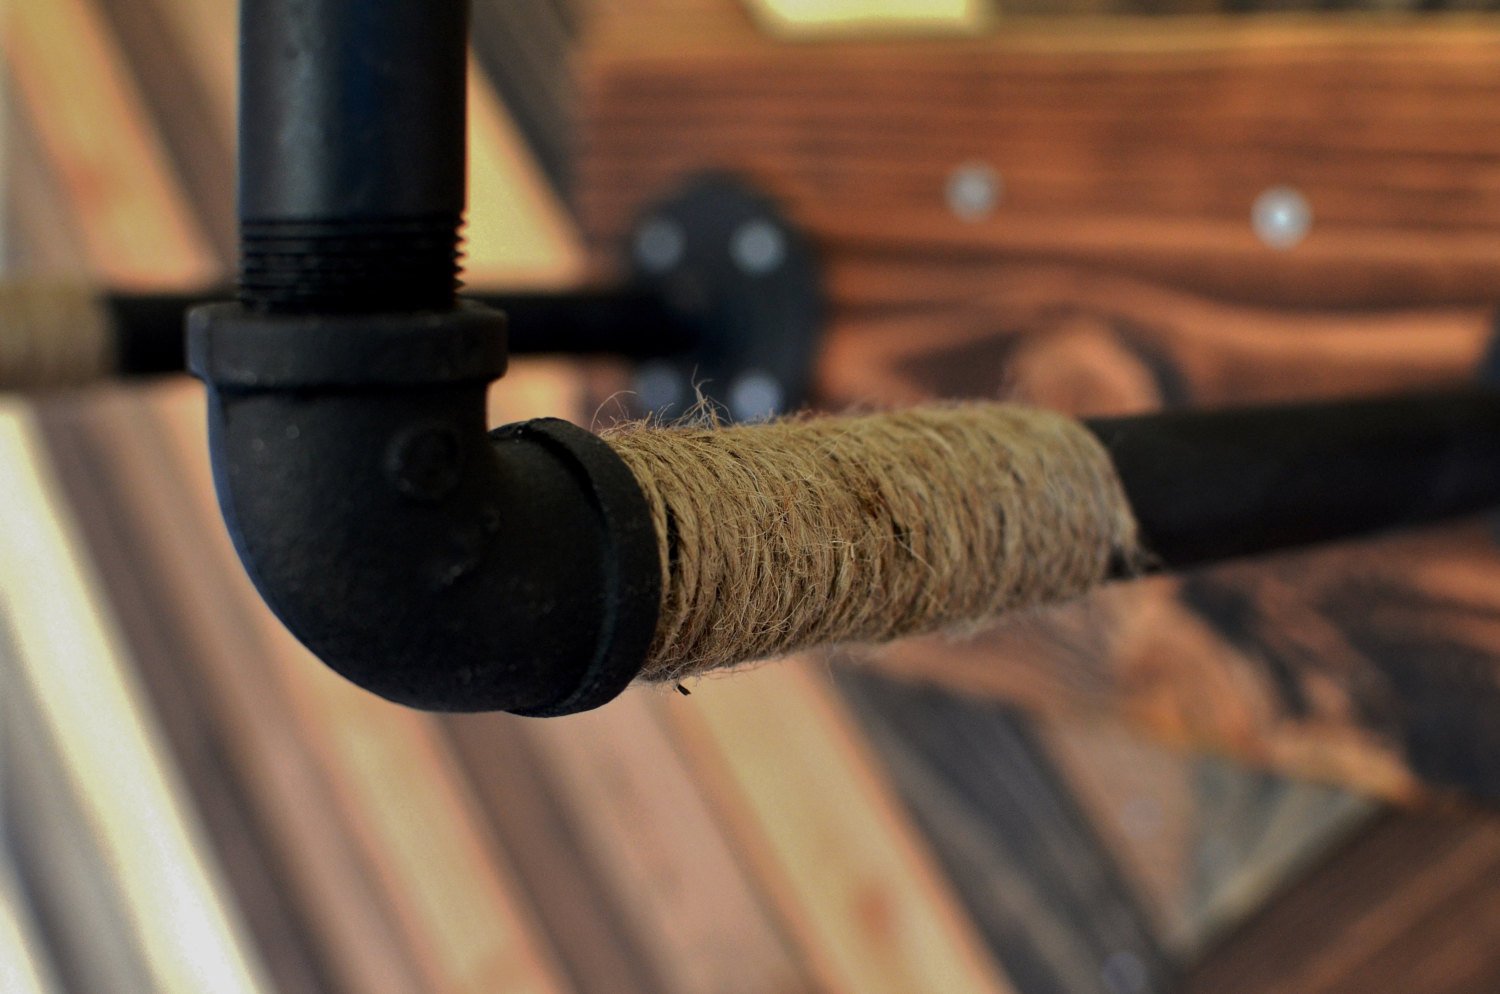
2;2;1500;993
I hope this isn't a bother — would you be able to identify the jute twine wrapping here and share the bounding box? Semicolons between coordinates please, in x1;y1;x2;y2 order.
0;283;116;388
603;404;1141;682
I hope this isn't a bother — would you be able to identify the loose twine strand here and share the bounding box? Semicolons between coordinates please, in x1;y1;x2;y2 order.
604;403;1141;683
0;283;116;388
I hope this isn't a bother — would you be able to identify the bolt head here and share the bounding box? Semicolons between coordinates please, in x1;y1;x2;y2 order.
727;370;785;422
730;219;786;276
1252;186;1312;249
634;217;686;274
946;162;1002;221
633;360;687;415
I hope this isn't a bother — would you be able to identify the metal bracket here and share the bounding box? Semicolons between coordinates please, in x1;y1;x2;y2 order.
624;174;824;422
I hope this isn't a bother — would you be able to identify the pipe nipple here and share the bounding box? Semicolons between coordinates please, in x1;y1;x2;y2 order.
239;214;462;313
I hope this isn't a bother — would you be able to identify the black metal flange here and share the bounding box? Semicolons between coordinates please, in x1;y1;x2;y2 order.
623;174;824;422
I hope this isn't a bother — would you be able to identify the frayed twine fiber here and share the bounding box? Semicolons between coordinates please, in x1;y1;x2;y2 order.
603;403;1140;683
0;283;115;388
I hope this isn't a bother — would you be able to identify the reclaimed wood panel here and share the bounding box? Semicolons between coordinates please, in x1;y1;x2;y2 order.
90;0;237;267
1186;809;1500;994
659;660;1021;994
0;400;269;994
1038;712;1372;958
508;691;812;994
3;0;214;286
578;17;1500;309
38;388;416;994
832;669;1176;994
0;845;62;994
12;7;1498;994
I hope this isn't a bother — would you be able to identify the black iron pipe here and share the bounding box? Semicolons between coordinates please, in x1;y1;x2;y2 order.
192;0;662;715
1087;389;1500;570
239;0;468;312
107;288;695;375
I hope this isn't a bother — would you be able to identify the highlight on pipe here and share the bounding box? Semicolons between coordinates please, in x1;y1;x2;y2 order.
604;402;1143;683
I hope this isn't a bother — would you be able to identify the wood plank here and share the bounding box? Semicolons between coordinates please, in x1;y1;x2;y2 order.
0;846;62;994
834;668;1176;994
743;0;992;37
510;689;813;994
1037;713;1373;958
466;60;589;288
443;714;666;994
90;0;237;267
1186;809;1500;994
144;0;237;152
577;17;1500;801
658;659;1020;994
3;0;215;286
37;390;361;994
797;259;1500;803
472;0;580;201
3;666;159;994
815;265;1489;411
1;65;93;279
0;398;269;994
578;19;1500;308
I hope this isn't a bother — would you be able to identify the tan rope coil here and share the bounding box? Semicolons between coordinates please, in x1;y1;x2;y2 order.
0;283;116;388
604;403;1140;682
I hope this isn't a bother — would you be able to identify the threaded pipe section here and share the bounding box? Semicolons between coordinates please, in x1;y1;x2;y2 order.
239;216;462;313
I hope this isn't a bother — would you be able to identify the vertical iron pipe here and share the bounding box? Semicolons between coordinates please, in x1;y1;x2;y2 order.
238;0;469;312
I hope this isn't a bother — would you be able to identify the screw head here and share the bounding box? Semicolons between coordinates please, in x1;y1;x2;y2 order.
730;219;786;276
634;217;686;274
1252;186;1312;249
946;162;1002;221
632;360;687;414
727;369;784;422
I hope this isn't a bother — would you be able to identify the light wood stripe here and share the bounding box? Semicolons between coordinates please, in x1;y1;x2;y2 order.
658;661;1020;994
4;0;214;286
0;398;269;994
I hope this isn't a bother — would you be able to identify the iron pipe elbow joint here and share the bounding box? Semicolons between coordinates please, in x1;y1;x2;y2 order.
187;302;661;715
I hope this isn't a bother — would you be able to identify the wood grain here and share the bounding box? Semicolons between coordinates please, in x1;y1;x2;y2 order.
1186;808;1500;994
0;69;92;279
660;660;1020;994
1037;712;1373;958
578;17;1500;309
510;690;812;994
90;0;237;267
3;0;214;286
35;392;340;994
578;11;1500;800
0;399;269;994
834;668;1176;994
0;844;62;994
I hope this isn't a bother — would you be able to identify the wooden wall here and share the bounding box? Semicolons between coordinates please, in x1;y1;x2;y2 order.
576;7;1500;805
4;2;1500;993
